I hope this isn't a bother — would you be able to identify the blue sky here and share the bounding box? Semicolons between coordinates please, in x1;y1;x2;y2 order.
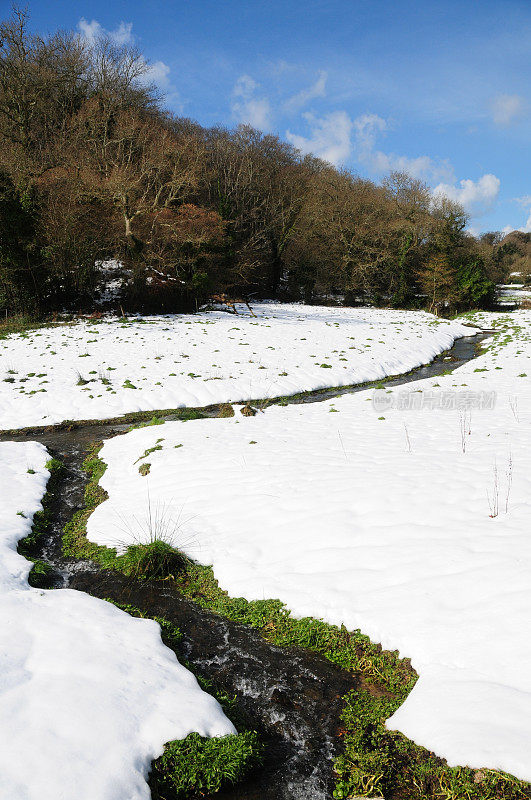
20;0;531;234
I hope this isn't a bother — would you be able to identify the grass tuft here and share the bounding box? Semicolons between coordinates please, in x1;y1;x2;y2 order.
121;539;189;581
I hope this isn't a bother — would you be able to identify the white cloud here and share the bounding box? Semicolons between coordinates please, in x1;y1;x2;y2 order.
78;19;103;43
231;75;272;131
353;112;387;150
144;61;171;88
111;22;134;46
78;18;134;46
286;109;457;175
232;75;259;102
78;18;172;92
432;174;501;215
353;113;454;182
508;196;531;232
284;71;327;113
501;220;531;234
286;110;353;166
490;94;524;126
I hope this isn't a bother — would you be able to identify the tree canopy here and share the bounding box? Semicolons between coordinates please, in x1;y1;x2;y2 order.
0;9;505;316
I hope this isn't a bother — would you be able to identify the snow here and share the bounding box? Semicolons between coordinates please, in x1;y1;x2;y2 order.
0;441;49;592
87;310;531;781
496;285;531;306
0;442;235;800
0;303;473;429
95;259;128;305
497;286;531;297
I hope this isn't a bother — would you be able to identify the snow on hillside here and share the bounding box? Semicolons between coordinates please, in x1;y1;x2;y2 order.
0;304;474;429
87;311;531;781
0;443;234;800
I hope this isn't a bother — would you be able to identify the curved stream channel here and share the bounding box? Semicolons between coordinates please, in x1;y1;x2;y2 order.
1;331;490;800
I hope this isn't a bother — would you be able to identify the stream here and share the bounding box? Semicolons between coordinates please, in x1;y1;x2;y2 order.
0;330;490;800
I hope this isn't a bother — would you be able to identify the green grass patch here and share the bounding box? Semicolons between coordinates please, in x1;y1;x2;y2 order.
135;444;163;463
128;416;166;431
64;443;531;800
334;689;530;799
150;731;261;799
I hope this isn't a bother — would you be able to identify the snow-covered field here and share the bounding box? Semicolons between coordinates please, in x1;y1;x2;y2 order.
0;443;234;800
0;304;473;429
87;311;531;781
497;285;531;306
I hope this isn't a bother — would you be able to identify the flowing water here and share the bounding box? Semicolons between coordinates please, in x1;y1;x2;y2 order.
0;331;490;800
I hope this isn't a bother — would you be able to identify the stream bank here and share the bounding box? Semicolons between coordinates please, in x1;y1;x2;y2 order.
1;331;491;799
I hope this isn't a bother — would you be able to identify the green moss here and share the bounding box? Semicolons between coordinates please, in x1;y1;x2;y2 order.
16;458;65;587
45;457;63;472
28;559;55;588
128;416;166;431
333;688;531;799
18;457;64;559
62;443;118;569
334;690;531;800
172;565;412;700
1;408;207;438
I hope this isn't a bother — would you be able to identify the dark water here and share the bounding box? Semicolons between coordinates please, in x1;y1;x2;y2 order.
0;330;490;800
72;571;354;800
266;329;490;405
